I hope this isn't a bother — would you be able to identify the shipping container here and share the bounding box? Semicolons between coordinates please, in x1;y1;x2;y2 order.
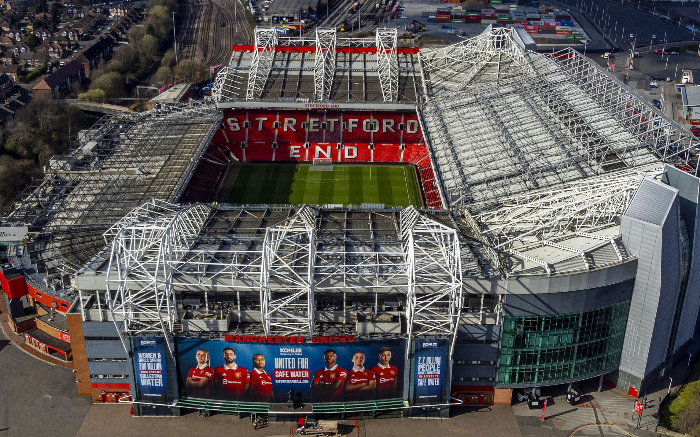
427;17;435;21
489;0;503;3
465;16;481;22
555;25;572;30
538;29;554;34
451;18;465;22
481;18;496;24
554;29;571;34
435;15;451;22
529;20;543;25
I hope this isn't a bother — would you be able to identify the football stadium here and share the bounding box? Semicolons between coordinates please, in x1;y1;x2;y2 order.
1;26;700;418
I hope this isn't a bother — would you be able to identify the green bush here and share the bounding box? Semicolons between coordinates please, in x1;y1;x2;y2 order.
17;65;47;83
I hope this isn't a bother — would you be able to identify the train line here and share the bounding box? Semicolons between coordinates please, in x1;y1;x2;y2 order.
178;0;253;69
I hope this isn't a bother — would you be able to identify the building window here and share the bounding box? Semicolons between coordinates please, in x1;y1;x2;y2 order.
497;300;630;386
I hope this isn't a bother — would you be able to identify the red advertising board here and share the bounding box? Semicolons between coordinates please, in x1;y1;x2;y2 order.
634;400;643;415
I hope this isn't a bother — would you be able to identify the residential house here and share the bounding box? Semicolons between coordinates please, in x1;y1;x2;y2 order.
17;50;34;66
32;59;84;98
0;18;11;32
0;49;14;65
76;37;112;77
0;73;14;99
0;64;19;80
0;35;13;47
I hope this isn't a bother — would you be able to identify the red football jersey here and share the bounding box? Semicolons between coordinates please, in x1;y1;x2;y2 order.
345;367;375;401
249;368;273;401
373;364;398;398
214;364;250;398
312;365;347;400
187;366;214;397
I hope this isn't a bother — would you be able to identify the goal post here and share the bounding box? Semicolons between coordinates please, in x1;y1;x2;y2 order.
312;157;333;166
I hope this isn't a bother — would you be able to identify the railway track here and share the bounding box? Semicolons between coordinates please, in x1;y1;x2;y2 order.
178;0;253;68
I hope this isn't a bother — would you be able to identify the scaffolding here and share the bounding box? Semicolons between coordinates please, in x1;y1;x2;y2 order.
314;28;336;101
401;206;463;357
246;27;278;100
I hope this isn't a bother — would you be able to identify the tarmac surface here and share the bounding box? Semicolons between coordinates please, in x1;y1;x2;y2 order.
0;316;92;437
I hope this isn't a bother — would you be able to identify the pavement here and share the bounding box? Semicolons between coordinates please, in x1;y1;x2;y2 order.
0;307;92;437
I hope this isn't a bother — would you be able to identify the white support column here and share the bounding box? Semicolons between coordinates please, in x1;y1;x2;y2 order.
375;28;398;102
247;27;278;100
314;28;336;101
401;206;463;359
260;206;317;336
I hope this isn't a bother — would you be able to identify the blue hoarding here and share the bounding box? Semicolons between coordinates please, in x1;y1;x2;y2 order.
413;339;446;405
175;335;405;403
133;336;168;403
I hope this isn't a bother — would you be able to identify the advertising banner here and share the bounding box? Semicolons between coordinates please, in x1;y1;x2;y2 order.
413;339;446;405
175;335;405;403
133;337;168;403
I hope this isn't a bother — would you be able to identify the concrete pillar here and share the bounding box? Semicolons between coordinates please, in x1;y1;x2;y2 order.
598;374;604;392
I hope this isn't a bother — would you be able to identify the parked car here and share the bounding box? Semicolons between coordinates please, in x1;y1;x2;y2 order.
652;99;662;109
669;51;679;55
690;126;700;136
516;388;541;402
527;392;543;409
650;81;658;88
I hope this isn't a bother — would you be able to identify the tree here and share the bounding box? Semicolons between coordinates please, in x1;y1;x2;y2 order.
78;88;106;102
141;34;160;58
161;49;176;68
50;2;62;32
89;71;126;99
152;66;173;86
175;60;206;82
109;45;137;74
25;33;40;50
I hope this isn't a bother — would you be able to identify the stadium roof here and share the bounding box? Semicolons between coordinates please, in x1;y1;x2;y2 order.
2;103;219;275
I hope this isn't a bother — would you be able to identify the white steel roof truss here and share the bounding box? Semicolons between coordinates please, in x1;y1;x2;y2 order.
402;207;462;358
314;28;336;101
375;28;398;102
260;206;316;336
246;27;277;100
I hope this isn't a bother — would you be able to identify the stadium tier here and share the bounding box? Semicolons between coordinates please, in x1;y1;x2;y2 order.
2;26;700;417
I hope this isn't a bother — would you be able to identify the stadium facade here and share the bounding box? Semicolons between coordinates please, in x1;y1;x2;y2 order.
1;26;700;417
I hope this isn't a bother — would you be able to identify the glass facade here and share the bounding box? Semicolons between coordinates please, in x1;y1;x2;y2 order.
498;300;630;386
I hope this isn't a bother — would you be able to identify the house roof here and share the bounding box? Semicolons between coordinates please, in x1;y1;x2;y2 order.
34;59;83;90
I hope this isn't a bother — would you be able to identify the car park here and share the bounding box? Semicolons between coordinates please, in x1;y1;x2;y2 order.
650;81;658;88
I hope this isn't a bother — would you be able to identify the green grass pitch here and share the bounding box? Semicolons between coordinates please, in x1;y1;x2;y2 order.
221;164;422;207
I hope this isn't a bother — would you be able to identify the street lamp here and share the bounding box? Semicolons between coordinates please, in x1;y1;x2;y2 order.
172;12;178;64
